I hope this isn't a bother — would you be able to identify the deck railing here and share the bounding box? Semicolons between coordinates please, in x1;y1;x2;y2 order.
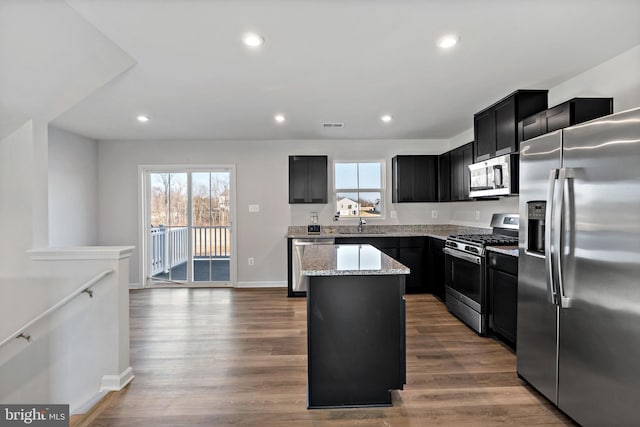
151;225;230;276
192;225;230;258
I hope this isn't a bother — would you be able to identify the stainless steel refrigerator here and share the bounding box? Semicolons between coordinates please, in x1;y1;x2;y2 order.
518;107;640;426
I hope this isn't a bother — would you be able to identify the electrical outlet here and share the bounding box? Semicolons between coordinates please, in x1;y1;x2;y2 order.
249;204;259;213
390;210;397;219
475;210;480;221
248;257;255;266
431;210;438;219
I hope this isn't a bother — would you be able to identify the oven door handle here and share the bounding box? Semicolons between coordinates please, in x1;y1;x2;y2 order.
444;247;482;265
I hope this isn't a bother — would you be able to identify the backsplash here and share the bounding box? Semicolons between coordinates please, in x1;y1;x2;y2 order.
290;197;519;228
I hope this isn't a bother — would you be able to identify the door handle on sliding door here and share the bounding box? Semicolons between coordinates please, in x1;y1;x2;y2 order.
545;169;559;305
555;168;573;309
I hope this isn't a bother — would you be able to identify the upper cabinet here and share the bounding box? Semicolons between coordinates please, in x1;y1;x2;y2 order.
437;142;473;202
474;90;548;162
437;153;451;202
392;155;438;203
289;155;328;204
519;97;613;142
450;142;474;201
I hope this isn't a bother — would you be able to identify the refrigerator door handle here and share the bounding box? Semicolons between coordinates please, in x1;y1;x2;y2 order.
555;168;573;309
545;169;559;305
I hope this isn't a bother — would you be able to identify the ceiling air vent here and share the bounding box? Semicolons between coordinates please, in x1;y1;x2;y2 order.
322;122;344;128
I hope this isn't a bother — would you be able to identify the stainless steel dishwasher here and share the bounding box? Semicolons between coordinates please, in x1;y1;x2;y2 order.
292;238;335;293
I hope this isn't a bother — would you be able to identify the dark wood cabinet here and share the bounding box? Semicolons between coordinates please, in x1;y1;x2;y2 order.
487;251;518;347
438;153;451;202
289;155;328;204
519;97;613;142
335;236;428;294
307;273;405;407
450;142;474;201
428;237;446;301
392;155;438;203
474;90;548;161
398;237;427;294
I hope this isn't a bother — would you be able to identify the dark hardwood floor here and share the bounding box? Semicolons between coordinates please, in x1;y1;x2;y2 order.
77;288;573;426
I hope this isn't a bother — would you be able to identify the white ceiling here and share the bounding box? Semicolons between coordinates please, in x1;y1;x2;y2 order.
45;0;640;141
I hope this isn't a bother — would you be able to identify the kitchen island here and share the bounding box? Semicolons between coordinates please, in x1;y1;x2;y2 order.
301;244;409;408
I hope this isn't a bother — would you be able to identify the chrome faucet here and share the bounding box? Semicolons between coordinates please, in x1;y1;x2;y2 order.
358;218;367;233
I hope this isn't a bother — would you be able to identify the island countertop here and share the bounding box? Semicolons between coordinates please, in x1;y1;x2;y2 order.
301;244;410;276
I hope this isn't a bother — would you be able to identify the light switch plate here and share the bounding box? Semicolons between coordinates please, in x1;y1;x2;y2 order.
431;210;438;219
249;204;260;213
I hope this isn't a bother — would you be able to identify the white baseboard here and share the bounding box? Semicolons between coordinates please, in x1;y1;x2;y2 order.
236;281;287;288
101;366;135;391
71;389;109;415
129;282;142;289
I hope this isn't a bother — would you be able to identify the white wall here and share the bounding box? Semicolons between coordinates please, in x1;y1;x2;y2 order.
98;138;451;285
548;44;640;113
48;126;99;246
0;122;36;275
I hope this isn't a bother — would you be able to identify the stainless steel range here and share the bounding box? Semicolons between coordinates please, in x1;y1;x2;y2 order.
444;213;519;334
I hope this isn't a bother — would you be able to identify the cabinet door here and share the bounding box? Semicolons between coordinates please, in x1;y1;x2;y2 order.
461;143;473;200
450;142;473;201
474;109;495;161
428;238;446;301
546;103;571;133
289;156;327;204
397;238;427;294
392;156;437;203
289;156;309;203
438;153;451;202
495;97;517;155
413;156;438;202
520;111;547;141
307;156;328;203
488;268;518;345
392;156;413;202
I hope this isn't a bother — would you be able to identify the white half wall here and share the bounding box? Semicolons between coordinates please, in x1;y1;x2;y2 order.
48;126;99;246
0;122;35;275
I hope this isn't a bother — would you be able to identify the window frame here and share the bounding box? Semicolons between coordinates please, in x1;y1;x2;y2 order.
333;159;386;220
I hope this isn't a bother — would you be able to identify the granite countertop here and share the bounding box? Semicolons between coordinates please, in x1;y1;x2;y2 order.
301;244;410;276
286;224;491;241
486;245;519;257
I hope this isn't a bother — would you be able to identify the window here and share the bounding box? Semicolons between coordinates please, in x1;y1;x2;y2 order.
334;161;384;219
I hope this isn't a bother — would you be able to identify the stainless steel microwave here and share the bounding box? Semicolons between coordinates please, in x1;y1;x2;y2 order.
468;153;518;198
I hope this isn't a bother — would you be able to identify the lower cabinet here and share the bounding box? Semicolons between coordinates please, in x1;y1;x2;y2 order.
334;236;450;296
487;252;518;347
397;238;427;294
335;237;428;294
428;238;446;301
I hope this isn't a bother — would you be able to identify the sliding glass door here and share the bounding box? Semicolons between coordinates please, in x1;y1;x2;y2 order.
144;167;234;286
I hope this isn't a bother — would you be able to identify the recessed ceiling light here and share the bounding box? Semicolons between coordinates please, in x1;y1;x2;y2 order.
275;114;286;123
381;114;393;123
242;32;264;47
437;34;460;49
136;115;149;123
